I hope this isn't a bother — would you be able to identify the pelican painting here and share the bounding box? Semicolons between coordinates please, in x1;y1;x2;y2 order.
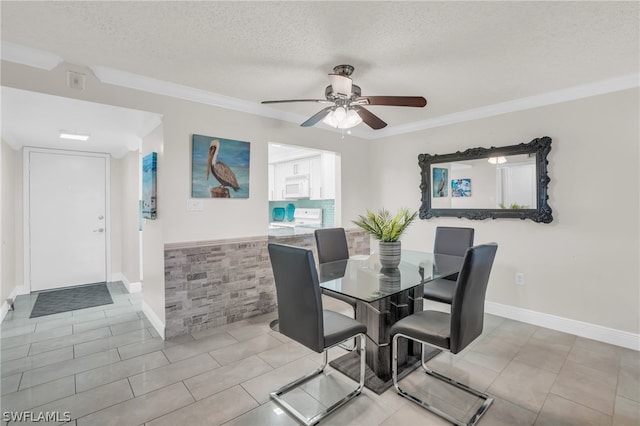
207;139;240;192
191;134;250;198
433;167;448;198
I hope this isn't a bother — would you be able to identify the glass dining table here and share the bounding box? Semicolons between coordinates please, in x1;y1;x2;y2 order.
318;250;464;393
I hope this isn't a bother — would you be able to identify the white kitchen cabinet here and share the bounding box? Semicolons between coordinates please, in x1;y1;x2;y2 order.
270;152;336;201
309;155;322;199
282;158;310;177
309;153;336;200
268;164;275;200
272;162;287;200
320;152;336;200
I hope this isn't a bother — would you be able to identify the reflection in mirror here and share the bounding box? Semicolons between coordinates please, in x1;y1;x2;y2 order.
430;154;537;210
419;137;552;223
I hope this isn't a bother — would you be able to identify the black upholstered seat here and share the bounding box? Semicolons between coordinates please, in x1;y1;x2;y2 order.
423;226;474;304
267;243;367;426
392;243;498;426
315;228;358;311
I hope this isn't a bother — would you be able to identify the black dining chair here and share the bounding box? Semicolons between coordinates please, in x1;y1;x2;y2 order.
423;226;475;304
391;243;498;426
267;243;367;426
315;228;358;314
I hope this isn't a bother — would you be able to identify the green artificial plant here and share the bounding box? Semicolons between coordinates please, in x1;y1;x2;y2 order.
353;208;418;242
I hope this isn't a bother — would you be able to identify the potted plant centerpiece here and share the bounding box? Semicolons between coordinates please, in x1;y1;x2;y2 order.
353;208;418;268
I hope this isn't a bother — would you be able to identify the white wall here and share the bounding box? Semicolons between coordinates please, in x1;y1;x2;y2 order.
119;151;141;285
110;158;122;280
0;60;368;334
1;140;16;308
141;125;166;333
370;88;640;336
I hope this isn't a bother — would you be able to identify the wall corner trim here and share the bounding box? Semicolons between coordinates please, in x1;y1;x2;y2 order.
143;300;165;340
485;301;639;351
113;273;142;293
1;284;29;322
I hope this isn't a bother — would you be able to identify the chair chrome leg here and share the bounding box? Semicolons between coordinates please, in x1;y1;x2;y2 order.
271;333;366;426
337;307;358;351
393;334;493;426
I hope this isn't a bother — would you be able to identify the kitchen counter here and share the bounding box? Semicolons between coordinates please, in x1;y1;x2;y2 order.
268;225;322;237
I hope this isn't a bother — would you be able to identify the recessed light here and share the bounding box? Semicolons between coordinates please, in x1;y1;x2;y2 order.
59;131;90;141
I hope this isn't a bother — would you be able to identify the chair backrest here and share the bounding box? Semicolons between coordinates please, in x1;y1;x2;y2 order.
449;243;498;354
315;228;350;264
433;227;475;257
267;243;324;353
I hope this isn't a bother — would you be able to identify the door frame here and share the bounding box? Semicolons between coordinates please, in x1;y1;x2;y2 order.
23;147;111;293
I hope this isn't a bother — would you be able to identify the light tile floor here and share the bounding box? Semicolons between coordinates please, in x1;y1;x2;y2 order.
1;282;638;425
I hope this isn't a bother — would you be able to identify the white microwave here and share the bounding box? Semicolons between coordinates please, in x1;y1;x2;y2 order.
284;174;310;199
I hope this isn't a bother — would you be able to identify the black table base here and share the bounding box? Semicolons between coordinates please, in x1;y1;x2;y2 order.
329;347;441;394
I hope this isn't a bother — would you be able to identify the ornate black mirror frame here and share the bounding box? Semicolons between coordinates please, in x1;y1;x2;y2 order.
419;136;553;223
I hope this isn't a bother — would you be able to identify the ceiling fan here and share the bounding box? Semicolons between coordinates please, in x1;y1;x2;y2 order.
261;64;427;130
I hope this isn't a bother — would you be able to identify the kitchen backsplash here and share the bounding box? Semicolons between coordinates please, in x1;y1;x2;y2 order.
269;199;335;227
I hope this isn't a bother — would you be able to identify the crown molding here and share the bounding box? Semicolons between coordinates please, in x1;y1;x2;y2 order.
89;65;640;140
138;114;164;139
1;41;63;70
90;65;372;139
90;65;310;124
3;43;637;139
373;73;640;139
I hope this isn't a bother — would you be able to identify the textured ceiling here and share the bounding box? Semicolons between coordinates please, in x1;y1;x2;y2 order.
1;1;639;137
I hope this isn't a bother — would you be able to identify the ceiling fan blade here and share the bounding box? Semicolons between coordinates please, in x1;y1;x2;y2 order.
352;105;387;130
357;96;427;107
261;99;332;104
300;107;333;127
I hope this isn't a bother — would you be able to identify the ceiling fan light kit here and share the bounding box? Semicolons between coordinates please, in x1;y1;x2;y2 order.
262;64;427;131
322;106;363;129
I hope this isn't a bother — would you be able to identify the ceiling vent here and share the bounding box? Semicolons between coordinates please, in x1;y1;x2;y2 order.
67;71;85;90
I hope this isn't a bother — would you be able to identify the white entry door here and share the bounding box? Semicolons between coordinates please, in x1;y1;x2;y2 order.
28;150;108;291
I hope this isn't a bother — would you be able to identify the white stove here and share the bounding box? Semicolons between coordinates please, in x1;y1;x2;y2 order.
270;208;323;228
293;208;323;226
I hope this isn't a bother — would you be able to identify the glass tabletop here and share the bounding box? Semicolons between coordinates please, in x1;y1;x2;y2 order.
318;250;464;303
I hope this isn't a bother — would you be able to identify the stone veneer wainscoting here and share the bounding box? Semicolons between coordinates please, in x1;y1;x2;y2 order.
164;229;370;338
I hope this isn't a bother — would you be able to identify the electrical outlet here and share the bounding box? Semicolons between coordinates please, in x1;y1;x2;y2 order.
515;272;526;286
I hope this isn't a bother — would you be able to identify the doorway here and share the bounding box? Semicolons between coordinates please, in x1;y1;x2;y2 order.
25;148;110;292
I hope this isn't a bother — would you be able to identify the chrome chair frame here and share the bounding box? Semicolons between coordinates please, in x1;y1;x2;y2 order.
392;334;493;426
270;332;367;426
392;242;498;426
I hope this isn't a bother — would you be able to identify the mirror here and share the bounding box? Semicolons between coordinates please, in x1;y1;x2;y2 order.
419;136;553;223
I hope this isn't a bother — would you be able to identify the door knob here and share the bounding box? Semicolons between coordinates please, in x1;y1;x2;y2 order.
93;228;104;233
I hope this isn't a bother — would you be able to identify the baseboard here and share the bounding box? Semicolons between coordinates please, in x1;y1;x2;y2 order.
112;273;142;293
1;284;29;322
485;301;640;351
143;301;165;340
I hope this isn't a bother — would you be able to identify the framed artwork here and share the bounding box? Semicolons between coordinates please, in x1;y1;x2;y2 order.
191;134;250;198
432;167;448;197
452;178;471;197
142;152;157;219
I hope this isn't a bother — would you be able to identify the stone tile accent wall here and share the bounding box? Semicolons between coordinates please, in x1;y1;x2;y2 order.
164;229;369;338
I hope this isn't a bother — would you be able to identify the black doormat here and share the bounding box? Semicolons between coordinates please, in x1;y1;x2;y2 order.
329;347;441;395
29;283;113;318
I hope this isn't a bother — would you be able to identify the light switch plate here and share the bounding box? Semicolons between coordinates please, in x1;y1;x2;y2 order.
186;199;203;211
